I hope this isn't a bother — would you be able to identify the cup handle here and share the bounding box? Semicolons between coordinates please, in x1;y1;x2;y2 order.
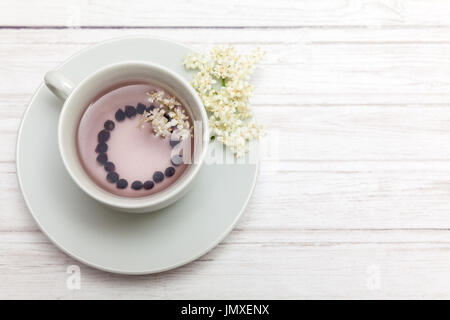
44;70;75;101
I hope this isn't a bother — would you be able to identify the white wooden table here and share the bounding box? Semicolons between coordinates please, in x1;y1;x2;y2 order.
3;0;450;299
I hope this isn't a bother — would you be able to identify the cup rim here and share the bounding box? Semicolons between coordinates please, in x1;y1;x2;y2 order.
58;61;209;210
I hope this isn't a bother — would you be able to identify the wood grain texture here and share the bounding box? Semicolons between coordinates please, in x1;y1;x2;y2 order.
5;28;450;105
2;0;450;27
3;231;450;299
2;1;450;299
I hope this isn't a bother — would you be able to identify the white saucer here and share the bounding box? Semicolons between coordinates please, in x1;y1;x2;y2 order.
16;37;258;275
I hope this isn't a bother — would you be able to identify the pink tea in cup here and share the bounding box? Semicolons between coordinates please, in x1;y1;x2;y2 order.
76;82;193;198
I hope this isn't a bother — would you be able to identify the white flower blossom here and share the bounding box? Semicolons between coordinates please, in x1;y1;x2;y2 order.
183;45;264;157
140;90;191;139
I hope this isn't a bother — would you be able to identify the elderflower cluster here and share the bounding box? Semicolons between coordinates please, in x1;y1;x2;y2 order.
183;45;264;157
140;90;191;138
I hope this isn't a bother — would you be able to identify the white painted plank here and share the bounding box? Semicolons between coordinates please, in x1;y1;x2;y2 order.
4;29;450;105
5;105;450;163
2;231;450;299
7;27;450;45
5;157;450;230
2;0;450;27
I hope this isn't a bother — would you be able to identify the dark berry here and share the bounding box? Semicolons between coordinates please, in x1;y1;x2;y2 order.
115;109;125;121
125;105;137;118
117;179;128;189
170;139;180;148
171;154;183;166
146;105;155;112
131;180;143;190
95;142;108;153
153;171;164;183
104;161;115;172
106;171;119;183
104;120;115;131
143;180;154;190
165;167;176;177
96;153;108;164
98;130;110;143
164;113;172;121
136;103;146;114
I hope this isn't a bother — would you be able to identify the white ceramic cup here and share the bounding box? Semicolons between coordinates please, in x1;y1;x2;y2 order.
45;61;209;213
